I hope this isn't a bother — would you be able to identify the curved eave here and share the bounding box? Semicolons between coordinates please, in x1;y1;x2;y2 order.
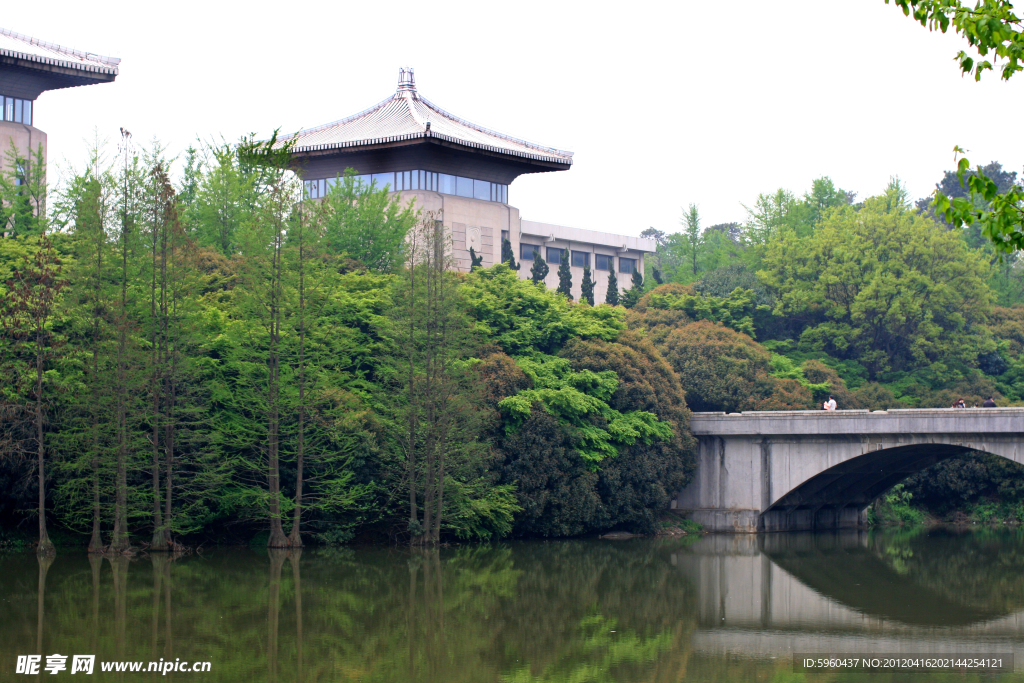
1;51;118;76
289;130;573;167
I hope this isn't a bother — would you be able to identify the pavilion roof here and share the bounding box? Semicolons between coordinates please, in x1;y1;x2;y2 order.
0;27;120;76
281;68;573;166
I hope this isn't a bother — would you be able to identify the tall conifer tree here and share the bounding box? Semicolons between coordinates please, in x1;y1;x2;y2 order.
501;238;519;271
557;249;572;299
605;265;619;305
530;248;548;283
580;266;595;305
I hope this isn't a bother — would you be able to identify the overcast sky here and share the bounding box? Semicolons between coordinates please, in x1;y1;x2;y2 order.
6;0;1022;236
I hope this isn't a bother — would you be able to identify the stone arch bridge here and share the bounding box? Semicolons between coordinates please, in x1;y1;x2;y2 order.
672;408;1024;532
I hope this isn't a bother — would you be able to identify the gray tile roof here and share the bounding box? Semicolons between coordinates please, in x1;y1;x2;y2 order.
0;27;120;76
281;68;573;165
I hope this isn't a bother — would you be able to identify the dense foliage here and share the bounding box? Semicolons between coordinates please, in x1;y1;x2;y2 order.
0;139;700;549
3;128;1024;547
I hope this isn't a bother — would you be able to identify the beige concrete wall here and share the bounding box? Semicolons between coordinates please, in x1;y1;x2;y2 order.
0;120;46;180
0;122;46;232
395;190;516;271
518;220;653;301
389;191;654;305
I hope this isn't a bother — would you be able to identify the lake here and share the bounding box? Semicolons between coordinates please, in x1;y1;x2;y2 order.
2;528;1024;681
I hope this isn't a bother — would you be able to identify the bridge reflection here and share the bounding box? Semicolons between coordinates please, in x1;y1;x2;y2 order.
673;531;1024;662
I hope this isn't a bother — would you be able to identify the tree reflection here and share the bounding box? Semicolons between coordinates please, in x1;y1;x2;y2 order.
0;541;697;682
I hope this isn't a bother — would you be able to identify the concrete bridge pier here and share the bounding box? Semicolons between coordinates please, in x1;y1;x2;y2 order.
673;409;1024;533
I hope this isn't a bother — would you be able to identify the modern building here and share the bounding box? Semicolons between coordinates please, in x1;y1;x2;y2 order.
0;27;119;200
283;68;654;301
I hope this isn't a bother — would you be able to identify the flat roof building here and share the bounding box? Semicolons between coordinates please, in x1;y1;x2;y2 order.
282;68;653;301
0;27;119;228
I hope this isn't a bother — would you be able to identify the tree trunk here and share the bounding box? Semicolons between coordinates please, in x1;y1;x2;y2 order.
35;344;54;555
88;223;104;553
149;209;165;557
111;153;131;554
288;229;306;548
111;315;130;552
267;235;288;549
406;237;419;545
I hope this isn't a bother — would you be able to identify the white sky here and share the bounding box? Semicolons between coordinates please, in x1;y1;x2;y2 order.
5;0;1022;237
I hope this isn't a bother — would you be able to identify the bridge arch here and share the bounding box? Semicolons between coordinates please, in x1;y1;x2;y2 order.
673;409;1024;532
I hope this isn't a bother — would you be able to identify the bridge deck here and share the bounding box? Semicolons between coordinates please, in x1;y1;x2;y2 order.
689;408;1024;436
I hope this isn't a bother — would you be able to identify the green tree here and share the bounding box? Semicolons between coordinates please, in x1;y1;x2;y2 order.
604;265;619;305
188;142;250;257
0;142;47;238
460;264;624;356
804;176;853;227
319;171;416;272
530;248;549;284
557;249;572;299
654;320;812;412
742;188;800;245
469;246;483;271
386;213;497;544
501;237;519;271
682;203;703;276
759;194;994;378
621;268;644;309
0;232;68;554
580;266;595;305
887;0;1024;252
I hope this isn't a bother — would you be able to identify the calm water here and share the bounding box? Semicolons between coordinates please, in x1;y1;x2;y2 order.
3;528;1024;681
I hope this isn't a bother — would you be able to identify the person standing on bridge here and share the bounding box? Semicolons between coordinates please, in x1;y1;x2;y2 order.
983;396;997;407
826;395;837;411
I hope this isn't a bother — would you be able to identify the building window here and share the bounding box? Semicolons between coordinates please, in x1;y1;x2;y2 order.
595;254;613;271
473;179;490;201
571;251;589;268
520;243;539;260
0;95;30;124
546;247;564;265
619;257;636;274
304;178;328;198
304;170;507;203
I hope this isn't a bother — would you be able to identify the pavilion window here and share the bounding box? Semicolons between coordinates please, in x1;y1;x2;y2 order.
546;247;563;265
571;251;589;268
473;179;490;201
520;243;539;260
13;99;22;124
370;172;393;190
23;100;31;125
595;254;612;271
619;257;636;274
302;170;510;203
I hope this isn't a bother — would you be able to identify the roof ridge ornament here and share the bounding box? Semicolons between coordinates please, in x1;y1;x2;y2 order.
396;67;418;99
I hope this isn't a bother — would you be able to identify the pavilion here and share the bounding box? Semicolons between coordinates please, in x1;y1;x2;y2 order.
0;27;119;214
281;68;653;300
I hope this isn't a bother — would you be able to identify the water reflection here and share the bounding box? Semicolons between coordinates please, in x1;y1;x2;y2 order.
1;531;1024;681
674;529;1024;668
